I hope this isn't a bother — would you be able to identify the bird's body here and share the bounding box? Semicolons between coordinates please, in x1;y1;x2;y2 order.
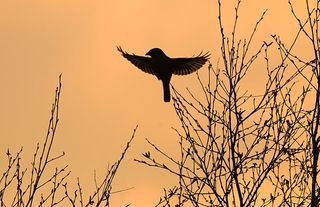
117;47;210;102
146;49;172;80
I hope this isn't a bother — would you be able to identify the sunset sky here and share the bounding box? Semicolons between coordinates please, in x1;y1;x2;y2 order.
0;0;311;206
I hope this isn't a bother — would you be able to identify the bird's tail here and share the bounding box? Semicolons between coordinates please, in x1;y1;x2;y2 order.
162;80;170;102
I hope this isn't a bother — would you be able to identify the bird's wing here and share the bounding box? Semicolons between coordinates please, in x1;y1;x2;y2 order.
117;46;155;75
172;52;210;75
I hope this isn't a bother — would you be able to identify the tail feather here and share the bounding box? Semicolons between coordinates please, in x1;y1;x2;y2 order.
162;80;170;102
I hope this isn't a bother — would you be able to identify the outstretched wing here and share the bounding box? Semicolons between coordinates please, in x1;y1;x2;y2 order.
117;46;155;75
172;52;210;76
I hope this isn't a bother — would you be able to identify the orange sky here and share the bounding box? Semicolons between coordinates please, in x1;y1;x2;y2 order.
0;1;311;206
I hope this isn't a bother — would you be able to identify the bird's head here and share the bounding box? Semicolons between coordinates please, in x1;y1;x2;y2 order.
146;48;167;58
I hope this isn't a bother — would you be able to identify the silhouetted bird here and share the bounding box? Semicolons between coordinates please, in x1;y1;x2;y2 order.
117;46;210;102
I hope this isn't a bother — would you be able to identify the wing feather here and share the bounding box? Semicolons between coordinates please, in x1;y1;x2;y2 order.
117;46;154;75
172;52;210;76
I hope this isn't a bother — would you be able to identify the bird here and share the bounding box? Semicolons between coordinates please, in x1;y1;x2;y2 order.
117;46;210;102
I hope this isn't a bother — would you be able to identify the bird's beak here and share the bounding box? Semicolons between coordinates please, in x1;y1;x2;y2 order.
145;51;150;56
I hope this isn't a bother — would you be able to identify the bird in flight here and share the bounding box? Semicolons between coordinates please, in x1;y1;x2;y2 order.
117;47;210;102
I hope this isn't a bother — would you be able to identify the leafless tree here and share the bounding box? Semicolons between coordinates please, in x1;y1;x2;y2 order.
0;75;136;207
269;0;320;206
136;0;320;206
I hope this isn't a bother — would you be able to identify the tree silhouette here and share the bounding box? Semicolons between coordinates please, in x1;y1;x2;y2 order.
136;0;320;206
0;75;136;207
